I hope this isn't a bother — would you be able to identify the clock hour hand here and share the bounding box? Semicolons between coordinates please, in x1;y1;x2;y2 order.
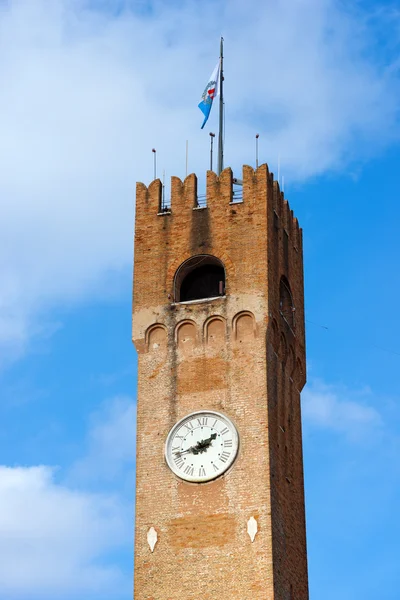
174;433;217;457
192;433;217;454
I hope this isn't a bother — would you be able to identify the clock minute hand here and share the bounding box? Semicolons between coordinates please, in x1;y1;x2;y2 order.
173;444;199;457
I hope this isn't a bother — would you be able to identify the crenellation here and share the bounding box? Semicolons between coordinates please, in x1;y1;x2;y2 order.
272;180;280;214
184;173;197;206
136;179;163;218
206;167;233;208
170;175;183;210
135;164;293;222
242;164;255;204
256;162;270;178
286;207;293;240
254;163;269;209
169;173;198;212
293;218;299;249
149;178;163;214
205;169;218;206
135;181;147;208
282;200;290;233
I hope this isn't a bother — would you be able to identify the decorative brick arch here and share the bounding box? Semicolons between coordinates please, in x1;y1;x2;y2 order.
280;276;295;330
233;311;256;344
146;323;167;353
278;332;288;363
286;345;295;378
269;318;280;353
175;319;198;353
294;357;305;389
204;315;226;348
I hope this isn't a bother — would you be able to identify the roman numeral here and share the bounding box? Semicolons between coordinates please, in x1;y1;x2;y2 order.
184;422;194;431
184;465;194;476
212;463;219;472
174;456;184;469
212;419;218;428
199;467;206;477
220;451;230;463
220;427;229;435
172;446;180;453
197;417;208;427
224;439;233;448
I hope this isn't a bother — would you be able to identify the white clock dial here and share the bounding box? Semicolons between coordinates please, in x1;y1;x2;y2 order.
165;411;239;483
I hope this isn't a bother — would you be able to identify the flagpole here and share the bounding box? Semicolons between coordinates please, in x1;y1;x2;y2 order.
217;37;224;175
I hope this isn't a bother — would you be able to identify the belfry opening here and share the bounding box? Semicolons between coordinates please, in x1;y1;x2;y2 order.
174;255;225;302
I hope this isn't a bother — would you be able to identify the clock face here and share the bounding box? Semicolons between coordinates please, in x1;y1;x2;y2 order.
165;411;239;483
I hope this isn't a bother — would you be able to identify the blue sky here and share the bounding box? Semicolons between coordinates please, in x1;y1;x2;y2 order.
0;0;400;598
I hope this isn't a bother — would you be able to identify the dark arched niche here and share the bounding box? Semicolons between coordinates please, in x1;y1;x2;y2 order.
280;276;295;330
174;255;226;303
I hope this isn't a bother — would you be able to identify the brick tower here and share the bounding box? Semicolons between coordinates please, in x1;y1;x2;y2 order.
132;165;308;599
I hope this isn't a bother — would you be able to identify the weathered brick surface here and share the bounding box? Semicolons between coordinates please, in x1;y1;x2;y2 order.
132;164;308;599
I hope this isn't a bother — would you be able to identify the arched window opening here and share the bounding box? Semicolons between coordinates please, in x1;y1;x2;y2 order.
280;277;295;330
174;255;226;303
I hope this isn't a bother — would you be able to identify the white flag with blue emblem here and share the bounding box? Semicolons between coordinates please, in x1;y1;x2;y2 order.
198;61;220;129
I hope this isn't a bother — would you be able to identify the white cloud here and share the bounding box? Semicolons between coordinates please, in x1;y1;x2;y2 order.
0;466;130;598
70;395;136;486
0;0;399;363
0;396;135;599
302;379;382;439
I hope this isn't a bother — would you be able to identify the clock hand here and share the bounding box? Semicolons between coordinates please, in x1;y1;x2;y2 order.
197;432;217;447
173;444;199;457
174;448;193;456
192;433;217;454
173;433;218;457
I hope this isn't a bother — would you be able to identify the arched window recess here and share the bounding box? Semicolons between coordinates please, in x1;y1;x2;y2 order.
279;277;295;330
174;255;226;303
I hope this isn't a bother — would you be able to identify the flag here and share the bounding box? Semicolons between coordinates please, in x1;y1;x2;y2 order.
198;61;220;129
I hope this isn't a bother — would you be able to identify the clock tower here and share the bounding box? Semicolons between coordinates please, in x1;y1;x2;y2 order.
132;165;308;599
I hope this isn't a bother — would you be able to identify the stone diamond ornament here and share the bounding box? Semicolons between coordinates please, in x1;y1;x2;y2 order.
147;526;158;552
247;516;258;542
